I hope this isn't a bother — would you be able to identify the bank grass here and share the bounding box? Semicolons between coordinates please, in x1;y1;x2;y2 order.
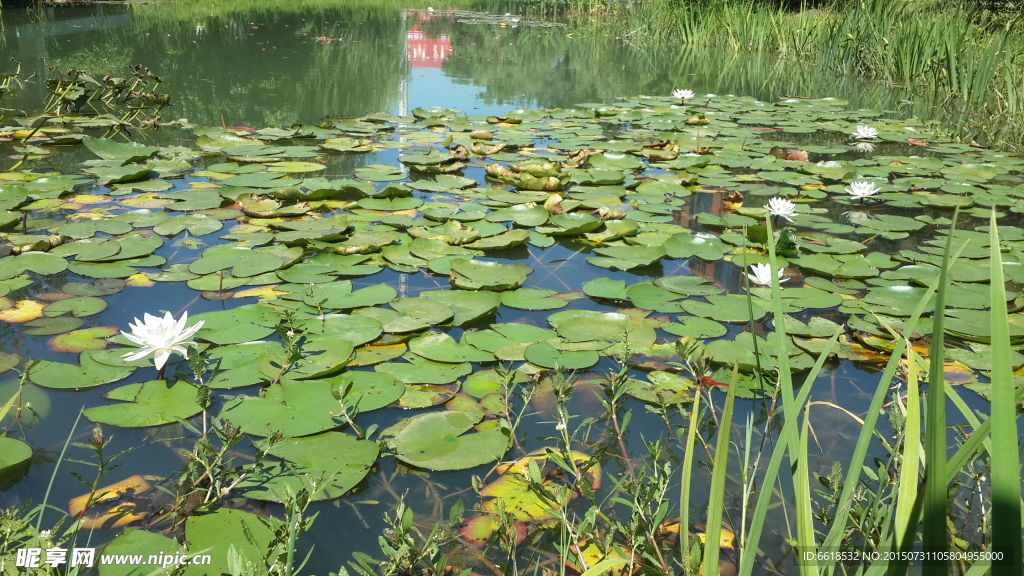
548;0;1024;146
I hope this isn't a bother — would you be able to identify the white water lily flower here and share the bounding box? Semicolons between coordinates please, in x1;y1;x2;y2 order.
817;160;842;168
672;88;695;100
121;311;205;370
747;263;787;287
767;197;798;222
845;180;881;200
855;141;875;152
854;125;879;139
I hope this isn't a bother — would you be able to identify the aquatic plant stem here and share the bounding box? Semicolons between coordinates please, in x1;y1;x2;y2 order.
36;409;84;532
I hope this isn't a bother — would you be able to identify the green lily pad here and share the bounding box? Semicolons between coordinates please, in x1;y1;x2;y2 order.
375;354;472;384
153;214;224;236
48;326;117;353
0;437;32;478
380;410;510;471
449;259;530;291
238;432;378;503
189;247;284;277
587;244;665;270
182;509;281;576
352;297;454;333
28;350;136;389
23;316;85;336
662;316;728;338
625;371;695;404
259;337;354;380
537;212;602;235
664;232;727;260
83;380;202;428
333;371;405;412
501;288;568;310
305;281;397;310
99;529;185;576
292;313;383;346
551;311;657;346
42;296;108;318
583;277;630;301
206;341;283;388
219;380;345;437
83;136;159;163
680;294;768;323
524;341;600;370
409;331;495;363
420;290;502;325
192;304;280;345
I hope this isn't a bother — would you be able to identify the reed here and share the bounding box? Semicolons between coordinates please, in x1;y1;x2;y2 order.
552;0;1024;147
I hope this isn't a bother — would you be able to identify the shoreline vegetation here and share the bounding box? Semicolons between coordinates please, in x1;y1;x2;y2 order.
523;0;1024;150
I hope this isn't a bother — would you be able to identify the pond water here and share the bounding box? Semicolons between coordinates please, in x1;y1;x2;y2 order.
1;2;1020;575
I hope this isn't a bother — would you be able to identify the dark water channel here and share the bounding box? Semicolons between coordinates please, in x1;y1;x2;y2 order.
0;2;1015;575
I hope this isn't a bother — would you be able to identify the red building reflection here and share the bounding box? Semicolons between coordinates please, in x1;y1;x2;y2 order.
407;12;452;68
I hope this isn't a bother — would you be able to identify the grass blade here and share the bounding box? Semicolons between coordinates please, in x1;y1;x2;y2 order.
702;365;739;576
986;211;1023;574
738;327;842;575
679;392;700;573
922;214;957;575
794;404;817;576
893;345;922;545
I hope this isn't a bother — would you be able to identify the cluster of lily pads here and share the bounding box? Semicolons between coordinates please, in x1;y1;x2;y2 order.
1;92;1023;561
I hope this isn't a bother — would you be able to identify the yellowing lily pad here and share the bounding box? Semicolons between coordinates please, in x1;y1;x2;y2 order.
48;326;118;353
0;299;45;323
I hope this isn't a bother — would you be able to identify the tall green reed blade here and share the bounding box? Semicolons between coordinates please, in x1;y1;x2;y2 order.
763;216;819;572
893;344;922;546
819;236;967;576
986;209;1023;574
702;365;739;576
794;404;816;576
734;214;825;576
679;391;700;573
922;212;957;576
737;327;842;576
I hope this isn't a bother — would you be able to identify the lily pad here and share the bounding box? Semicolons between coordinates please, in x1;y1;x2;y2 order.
0;437;32;478
409;331;495;363
28;351;135;389
449;259;530;291
238;432;378;502
524;341;600;370
375;354;472;384
48;326;117;353
182;509;281;576
501;288;568;310
219;379;345;437
380;411;510;471
83;380;202;428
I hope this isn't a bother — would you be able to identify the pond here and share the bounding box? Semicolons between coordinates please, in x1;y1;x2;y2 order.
1;2;1021;575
